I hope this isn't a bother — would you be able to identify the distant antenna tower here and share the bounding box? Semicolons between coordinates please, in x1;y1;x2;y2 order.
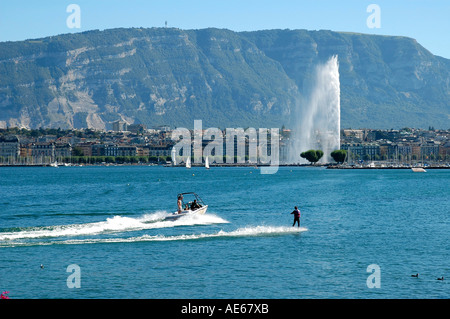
165;21;168;28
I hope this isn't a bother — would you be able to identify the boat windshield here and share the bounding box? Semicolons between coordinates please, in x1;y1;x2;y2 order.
178;193;205;210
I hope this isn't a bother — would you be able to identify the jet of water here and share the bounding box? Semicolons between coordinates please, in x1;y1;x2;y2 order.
289;55;340;163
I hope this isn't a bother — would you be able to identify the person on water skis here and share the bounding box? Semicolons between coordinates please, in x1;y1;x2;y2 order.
291;206;301;227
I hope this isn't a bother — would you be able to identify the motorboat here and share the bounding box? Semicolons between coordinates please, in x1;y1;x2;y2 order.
165;192;208;220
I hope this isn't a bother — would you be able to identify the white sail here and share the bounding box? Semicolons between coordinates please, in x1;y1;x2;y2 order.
171;148;177;166
186;156;191;169
205;156;210;169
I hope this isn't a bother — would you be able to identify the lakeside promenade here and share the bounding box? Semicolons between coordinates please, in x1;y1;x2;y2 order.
1;162;449;169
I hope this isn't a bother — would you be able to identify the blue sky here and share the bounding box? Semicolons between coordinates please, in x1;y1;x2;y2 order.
1;0;449;58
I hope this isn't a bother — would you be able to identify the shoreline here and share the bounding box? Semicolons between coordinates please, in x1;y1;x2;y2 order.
0;163;449;169
326;165;449;169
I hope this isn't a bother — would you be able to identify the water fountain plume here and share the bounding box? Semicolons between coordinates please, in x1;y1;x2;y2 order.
289;55;340;164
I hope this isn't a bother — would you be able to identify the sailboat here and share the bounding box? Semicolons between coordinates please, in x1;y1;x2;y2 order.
171;148;177;166
186;156;191;169
205;156;210;169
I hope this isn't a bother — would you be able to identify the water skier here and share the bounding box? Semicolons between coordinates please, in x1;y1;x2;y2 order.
291;206;301;227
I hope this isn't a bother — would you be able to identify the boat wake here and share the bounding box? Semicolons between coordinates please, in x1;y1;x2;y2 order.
61;225;307;245
0;211;229;242
1;225;308;247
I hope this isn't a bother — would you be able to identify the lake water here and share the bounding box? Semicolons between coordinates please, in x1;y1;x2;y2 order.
0;166;448;299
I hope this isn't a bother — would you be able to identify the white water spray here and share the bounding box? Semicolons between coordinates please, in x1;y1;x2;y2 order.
289;55;340;163
0;212;229;242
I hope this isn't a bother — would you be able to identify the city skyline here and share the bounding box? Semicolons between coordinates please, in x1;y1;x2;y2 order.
1;126;449;166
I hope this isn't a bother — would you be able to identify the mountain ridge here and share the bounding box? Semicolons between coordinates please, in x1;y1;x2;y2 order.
0;27;449;130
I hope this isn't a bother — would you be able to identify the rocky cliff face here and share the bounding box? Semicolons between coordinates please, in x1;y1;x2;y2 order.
0;28;449;130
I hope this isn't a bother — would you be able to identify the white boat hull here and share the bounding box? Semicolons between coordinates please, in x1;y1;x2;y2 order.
165;205;208;220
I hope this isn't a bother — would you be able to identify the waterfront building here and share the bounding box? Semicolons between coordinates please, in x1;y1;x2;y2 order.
341;142;380;160
104;145;137;157
137;146;150;157
76;142;96;157
91;144;105;156
0;135;20;159
410;143;422;159
421;141;440;159
439;141;450;160
55;143;72;158
378;141;391;159
394;143;412;159
362;142;381;159
20;144;32;158
31;143;55;163
146;143;174;157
